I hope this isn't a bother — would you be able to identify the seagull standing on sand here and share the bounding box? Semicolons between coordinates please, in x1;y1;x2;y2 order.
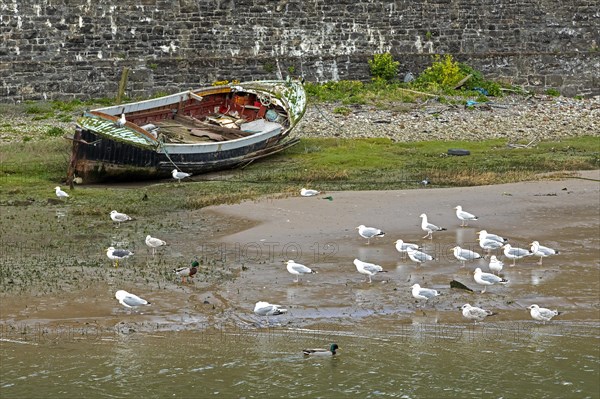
353;258;386;283
527;304;561;324
488;255;504;275
54;186;69;200
106;247;134;268
477;230;508;244
451;246;482;267
502;244;532;266
145;235;167;256
110;210;132;227
406;247;434;266
419;213;446;239
460;304;495;323
454;205;478;227
300;188;320;197
356;224;385;245
172;169;192;183
411;283;440;301
394;239;421;258
285;260;316;282
115;290;151;309
530;241;559;265
478;237;503;256
254;301;288;316
473;267;508;293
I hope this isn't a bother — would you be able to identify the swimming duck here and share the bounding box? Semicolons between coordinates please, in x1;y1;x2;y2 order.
303;343;339;356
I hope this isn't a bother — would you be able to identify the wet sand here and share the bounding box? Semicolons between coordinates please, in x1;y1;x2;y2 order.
1;171;599;332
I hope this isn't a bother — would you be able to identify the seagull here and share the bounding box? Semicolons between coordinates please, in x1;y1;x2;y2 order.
353;258;386;283
172;169;192;183
411;283;440;301
477;237;504;256
477;230;508;244
114;109;126;128
473;267;508;293
394;239;421;258
303;343;339;357
488;255;504;275
460;304;495;323
530;241;559;265
406;247;434;266
454;205;478;227
54;186;69;200
254;301;288;316
110;210;132;227
452;246;482;267
106;247;134;268
527;304;561;324
502;244;532;266
145;235;166;256
419;213;446;239
285;260;316;283
173;260;199;283
356;224;385;245
300;188;320;197
115;290;151;309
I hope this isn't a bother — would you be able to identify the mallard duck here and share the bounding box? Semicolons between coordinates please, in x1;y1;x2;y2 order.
173;260;199;283
474;268;508;293
530;241;559;265
527;304;561;324
145;235;167;256
451;246;482;267
54;186;69;200
285;260;316;283
454;205;478;227
110;210;132;227
303;343;339;356
106;247;134;268
172;169;192;183
300;188;320;197
419;213;446;239
356;224;385;245
115;290;150;309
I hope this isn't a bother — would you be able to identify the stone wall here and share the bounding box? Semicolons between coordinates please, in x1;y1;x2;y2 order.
1;0;598;102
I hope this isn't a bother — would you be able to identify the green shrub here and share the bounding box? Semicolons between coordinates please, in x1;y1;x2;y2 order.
46;126;65;137
368;52;400;82
413;54;465;91
546;88;560;97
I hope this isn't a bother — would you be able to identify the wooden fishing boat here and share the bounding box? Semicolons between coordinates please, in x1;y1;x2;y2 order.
66;79;306;183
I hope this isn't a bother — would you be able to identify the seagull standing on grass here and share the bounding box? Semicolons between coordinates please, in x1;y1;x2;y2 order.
527;304;561;324
473;267;508;293
106;247;134;268
54;186;69;200
145;235;167;256
451;246;482;267
419;213;446;239
356;225;385;245
503;244;532;266
530;241;559;265
460;304;495;323
353;258;386;283
110;210;132;227
115;290;150;309
285;260;316;283
454;205;478;227
172;169;192;183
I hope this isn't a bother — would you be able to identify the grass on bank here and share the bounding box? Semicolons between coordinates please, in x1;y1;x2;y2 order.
1;135;598;214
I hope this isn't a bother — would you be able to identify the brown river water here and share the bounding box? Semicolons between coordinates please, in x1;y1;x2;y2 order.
1;172;599;398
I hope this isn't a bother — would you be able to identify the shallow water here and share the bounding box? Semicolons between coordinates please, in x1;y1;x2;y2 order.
1;321;599;398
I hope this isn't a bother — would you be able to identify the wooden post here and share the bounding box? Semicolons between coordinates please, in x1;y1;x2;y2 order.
116;67;130;104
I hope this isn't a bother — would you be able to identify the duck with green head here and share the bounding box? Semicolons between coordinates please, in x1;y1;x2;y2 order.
303;343;339;356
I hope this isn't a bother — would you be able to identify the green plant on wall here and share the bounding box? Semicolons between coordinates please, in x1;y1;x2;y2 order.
263;62;275;74
413;54;464;91
368;52;400;82
288;65;296;75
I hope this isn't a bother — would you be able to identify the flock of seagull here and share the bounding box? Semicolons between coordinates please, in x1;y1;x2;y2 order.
269;188;562;325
